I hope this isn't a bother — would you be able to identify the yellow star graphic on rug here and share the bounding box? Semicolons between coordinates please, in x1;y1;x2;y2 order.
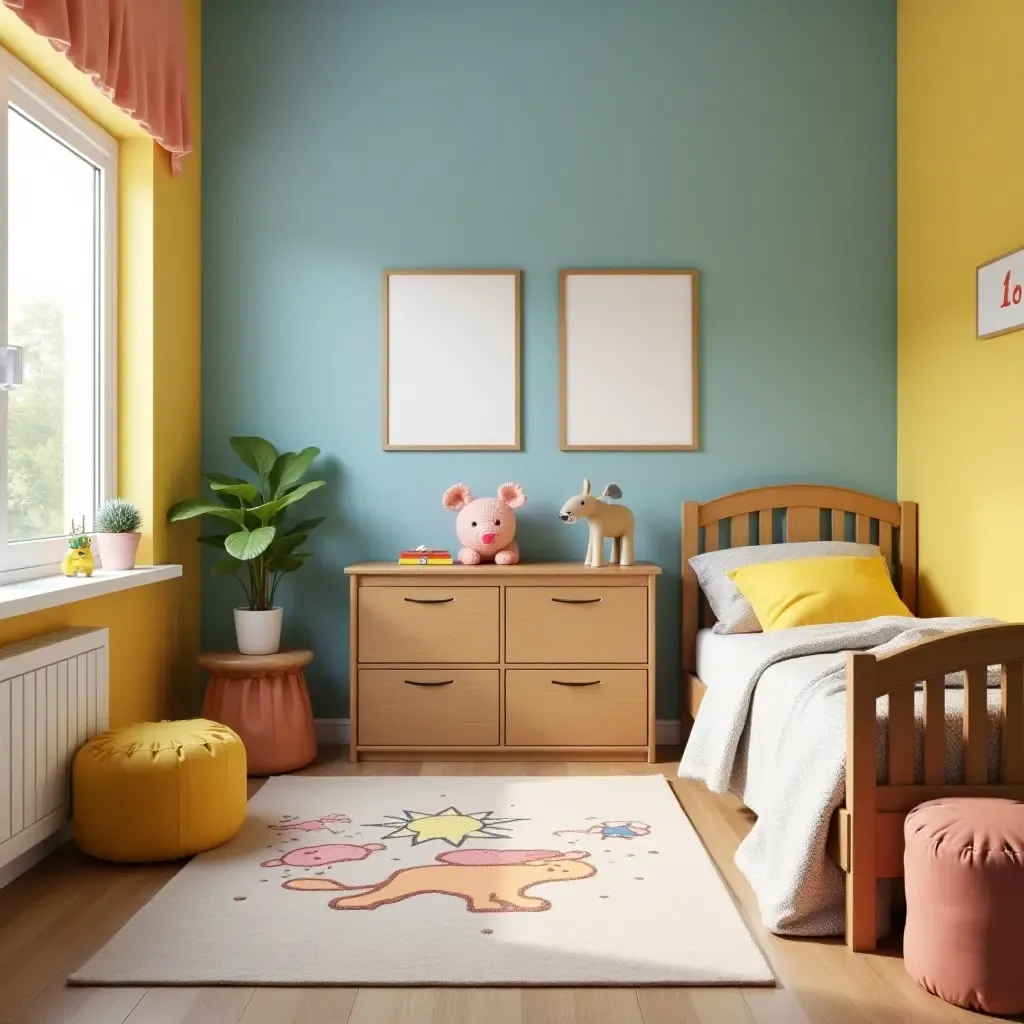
365;806;525;847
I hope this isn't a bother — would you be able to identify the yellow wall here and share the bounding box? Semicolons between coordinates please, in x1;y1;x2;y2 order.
154;0;203;712
0;3;202;723
0;587;179;726
898;0;1024;619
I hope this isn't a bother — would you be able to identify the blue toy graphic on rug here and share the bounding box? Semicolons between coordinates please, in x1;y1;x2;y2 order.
554;820;651;840
364;806;525;847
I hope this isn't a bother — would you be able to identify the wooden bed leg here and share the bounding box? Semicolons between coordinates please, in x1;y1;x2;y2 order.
682;501;700;750
845;858;877;952
846;651;878;951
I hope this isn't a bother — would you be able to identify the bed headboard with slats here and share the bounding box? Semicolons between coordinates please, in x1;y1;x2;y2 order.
681;485;918;675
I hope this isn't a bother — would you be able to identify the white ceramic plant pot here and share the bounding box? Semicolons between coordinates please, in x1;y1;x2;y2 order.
96;531;141;571
234;607;283;655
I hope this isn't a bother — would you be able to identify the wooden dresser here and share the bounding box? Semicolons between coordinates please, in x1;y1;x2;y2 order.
345;562;660;762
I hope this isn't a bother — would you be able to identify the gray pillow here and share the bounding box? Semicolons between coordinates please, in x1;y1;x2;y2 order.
689;541;882;634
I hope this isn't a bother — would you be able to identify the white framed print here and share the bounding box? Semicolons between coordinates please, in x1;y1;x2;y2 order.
560;269;699;450
977;245;1024;340
383;269;521;450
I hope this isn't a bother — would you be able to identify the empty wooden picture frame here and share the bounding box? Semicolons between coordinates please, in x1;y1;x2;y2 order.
560;269;699;450
383;269;521;450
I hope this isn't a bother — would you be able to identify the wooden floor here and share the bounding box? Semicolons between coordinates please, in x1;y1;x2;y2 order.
0;749;1004;1024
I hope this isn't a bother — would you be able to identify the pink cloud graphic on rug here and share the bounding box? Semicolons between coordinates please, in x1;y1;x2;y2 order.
261;842;386;869
272;813;351;833
554;820;651;840
283;847;595;912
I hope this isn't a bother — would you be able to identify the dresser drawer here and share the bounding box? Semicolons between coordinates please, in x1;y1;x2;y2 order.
504;586;647;663
358;587;499;663
505;669;647;746
358;669;499;746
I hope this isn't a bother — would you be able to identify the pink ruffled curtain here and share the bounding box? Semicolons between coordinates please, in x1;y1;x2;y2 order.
3;0;192;173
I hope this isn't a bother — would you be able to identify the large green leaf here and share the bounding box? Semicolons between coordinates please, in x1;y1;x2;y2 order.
167;499;245;527
209;480;258;503
266;452;293;500
269;447;320;498
269;532;307;558
206;473;254;505
204;472;247;487
280;516;325;537
268;557;303;574
212;559;242;575
230;437;278;479
198;534;231;547
224;526;276;561
269;551;311;574
249;480;325;525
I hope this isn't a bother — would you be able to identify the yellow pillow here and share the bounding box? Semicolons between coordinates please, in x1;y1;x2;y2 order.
725;555;911;631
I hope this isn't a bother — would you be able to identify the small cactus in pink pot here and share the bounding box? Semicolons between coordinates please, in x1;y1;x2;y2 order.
94;498;142;570
442;481;526;565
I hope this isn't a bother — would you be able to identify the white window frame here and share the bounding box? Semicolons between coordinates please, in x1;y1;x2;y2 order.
0;47;117;578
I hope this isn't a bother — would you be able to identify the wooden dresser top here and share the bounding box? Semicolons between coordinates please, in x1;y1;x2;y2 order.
345;561;661;576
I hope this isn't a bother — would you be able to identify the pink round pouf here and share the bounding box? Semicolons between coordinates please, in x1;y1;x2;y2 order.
904;798;1024;1015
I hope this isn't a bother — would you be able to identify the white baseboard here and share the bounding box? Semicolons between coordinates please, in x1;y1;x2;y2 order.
656;719;681;745
0;824;72;890
315;718;350;745
316;718;682;747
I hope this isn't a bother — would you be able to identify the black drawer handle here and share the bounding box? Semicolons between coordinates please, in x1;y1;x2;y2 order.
403;596;454;604
404;679;455;687
551;596;602;605
551;679;601;687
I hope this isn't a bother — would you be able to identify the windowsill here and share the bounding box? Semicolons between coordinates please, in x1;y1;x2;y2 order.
0;564;182;621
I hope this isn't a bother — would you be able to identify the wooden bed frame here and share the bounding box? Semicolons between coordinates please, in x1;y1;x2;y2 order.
682;484;1024;951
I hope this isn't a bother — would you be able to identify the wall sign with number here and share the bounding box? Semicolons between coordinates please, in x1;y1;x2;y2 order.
977;245;1024;339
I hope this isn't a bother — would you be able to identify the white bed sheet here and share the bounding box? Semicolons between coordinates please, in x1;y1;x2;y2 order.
697;629;835;814
695;627;1004;819
689;618;1006;936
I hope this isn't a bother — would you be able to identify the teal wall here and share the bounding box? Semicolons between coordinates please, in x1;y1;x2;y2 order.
202;0;896;720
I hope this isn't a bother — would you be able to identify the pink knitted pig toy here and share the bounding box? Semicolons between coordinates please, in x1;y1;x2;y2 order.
442;482;526;565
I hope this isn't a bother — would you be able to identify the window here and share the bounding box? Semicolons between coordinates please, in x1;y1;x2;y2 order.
0;50;116;573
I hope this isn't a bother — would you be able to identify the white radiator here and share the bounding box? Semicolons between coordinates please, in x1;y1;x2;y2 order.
0;627;108;874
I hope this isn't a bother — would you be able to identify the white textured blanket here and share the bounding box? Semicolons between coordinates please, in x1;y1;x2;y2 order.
679;615;996;936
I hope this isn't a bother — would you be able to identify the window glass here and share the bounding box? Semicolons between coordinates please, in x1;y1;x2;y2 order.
7;107;99;542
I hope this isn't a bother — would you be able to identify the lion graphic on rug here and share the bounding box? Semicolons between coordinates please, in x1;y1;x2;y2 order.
282;847;596;912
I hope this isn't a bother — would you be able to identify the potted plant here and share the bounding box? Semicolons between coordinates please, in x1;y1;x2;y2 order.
168;436;325;655
94;499;142;570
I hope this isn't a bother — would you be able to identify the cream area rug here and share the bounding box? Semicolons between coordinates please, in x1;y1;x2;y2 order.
71;775;774;987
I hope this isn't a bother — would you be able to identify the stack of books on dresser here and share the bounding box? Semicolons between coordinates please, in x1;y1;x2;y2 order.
397;548;453;565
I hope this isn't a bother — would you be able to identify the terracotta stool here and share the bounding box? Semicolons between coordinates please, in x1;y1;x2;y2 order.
200;650;317;776
904;798;1024;1016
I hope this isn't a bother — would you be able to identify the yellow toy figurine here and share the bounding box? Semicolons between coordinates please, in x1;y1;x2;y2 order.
62;517;95;577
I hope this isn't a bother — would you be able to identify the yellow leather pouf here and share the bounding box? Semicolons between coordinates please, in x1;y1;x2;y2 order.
73;719;247;863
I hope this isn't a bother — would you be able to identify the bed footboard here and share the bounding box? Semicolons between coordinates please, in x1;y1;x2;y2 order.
844;623;1024;951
